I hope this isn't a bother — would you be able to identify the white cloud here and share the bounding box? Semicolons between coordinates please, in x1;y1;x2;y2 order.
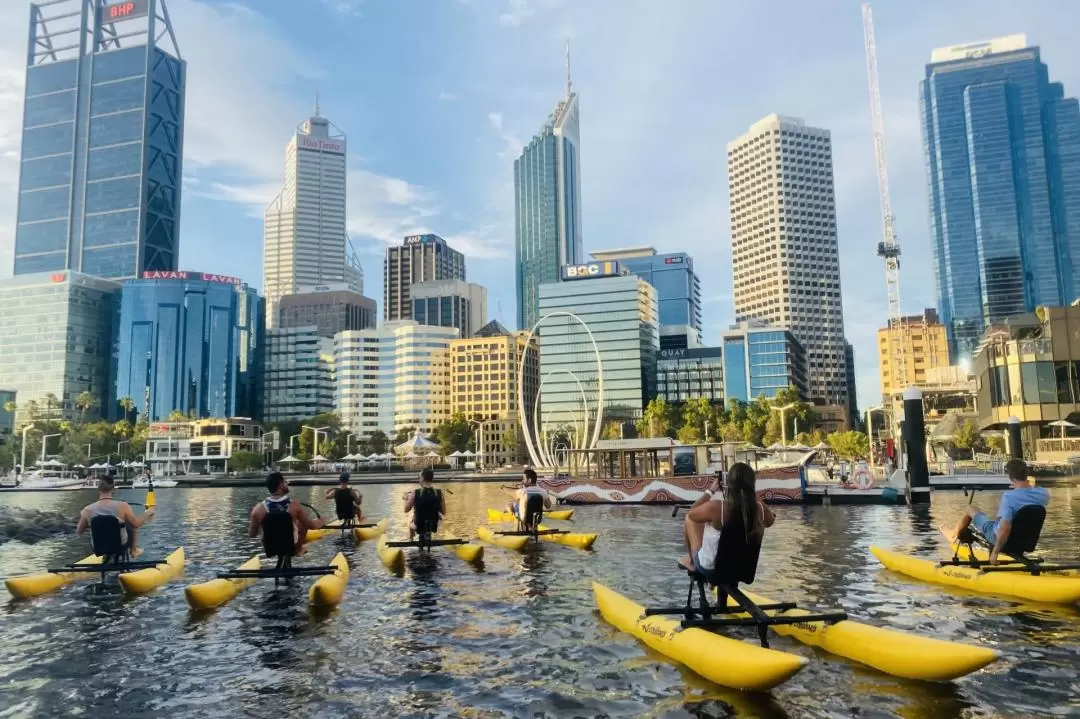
488;111;523;159
0;3;28;278
499;0;536;27
320;0;363;17
438;91;458;102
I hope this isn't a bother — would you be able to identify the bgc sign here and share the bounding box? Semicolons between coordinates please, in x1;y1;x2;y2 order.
101;0;149;22
560;262;620;281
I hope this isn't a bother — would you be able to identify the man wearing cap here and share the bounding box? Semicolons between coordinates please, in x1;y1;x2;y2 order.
76;476;155;557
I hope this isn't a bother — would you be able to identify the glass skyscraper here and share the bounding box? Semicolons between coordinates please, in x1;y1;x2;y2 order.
721;320;808;404
921;34;1080;360
113;272;263;422
515;70;583;331
15;0;185;280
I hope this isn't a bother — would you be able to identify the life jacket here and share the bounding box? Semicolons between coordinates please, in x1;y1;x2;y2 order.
708;501;763;586
412;487;442;536
334;487;355;521
262;495;295;558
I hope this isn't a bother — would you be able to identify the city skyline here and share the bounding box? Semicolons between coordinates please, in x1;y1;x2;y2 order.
2;2;1080;411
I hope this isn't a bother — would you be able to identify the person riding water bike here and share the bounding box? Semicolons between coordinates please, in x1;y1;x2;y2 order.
249;472;327;556
404;468;445;542
507;468;551;531
324;471;363;525
77;476;155;558
679;463;774;578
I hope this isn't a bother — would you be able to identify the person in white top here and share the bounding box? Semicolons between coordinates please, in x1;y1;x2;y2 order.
679;463;775;575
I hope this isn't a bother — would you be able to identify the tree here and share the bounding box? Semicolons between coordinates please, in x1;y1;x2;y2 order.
42;393;60;420
637;398;678;438
118;396;135;423
952;419;982;458
367;430;389;455
601;420;624;440
23;400;40;425
827;431;869;461
393;426;415;446
676;424;702;443
230;451;262;472
75;391;98;423
166;409;188;422
986;434;1006;455
434;414;474;455
680;398;715;442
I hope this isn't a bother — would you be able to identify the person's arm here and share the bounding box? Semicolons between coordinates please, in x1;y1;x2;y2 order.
323;488;334;499
352;489;363;504
123;502;153;528
989;520;1011;563
404;491;415;512
291;502;325;530
76;509;88;536
543;492;553;509
760;502;775;528
687;496;723;523
248;505;264;538
439;491;447;517
686;477;722;521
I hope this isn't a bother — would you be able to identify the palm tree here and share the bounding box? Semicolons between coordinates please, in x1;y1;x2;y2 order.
24;400;39;424
42;393;60;421
118;396;135;424
75;391;98;424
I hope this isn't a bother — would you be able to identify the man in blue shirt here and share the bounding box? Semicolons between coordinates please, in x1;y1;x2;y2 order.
943;458;1050;563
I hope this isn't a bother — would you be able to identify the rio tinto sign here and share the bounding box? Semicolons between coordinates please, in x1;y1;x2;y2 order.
560;261;620;281
143;271;243;286
101;0;149;22
297;136;345;155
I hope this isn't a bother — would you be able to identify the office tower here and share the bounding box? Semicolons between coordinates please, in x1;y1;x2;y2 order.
877;309;950;398
656;347;724;404
263;102;348;327
262;327;335;423
277;289;377;337
0;389;15;445
728;114;849;407
14;0;185;280
845;341;859;429
383;234;466;322
537;264;658;428
515;46;583;331
590;247;702;350
450;322;539;466
411;279;488;338
721;320;808;404
113;271;263;421
921;35;1080;361
334;321;458;439
0;271;120;420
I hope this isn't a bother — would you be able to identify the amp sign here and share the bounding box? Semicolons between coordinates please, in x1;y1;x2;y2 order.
560;262;620;281
101;0;149;22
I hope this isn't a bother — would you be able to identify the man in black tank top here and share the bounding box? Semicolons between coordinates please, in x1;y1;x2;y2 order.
404;468;445;540
324;472;363;523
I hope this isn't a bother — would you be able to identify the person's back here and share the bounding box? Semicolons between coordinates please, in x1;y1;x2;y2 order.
413;486;442;535
998;485;1050;522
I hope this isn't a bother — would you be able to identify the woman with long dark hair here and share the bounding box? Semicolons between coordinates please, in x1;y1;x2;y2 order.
679;462;775;576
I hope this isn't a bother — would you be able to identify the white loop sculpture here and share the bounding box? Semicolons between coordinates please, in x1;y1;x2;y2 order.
533;369;589;467
518;311;604;468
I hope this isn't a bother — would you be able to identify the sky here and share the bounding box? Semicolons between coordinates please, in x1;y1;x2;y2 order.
1;0;1080;414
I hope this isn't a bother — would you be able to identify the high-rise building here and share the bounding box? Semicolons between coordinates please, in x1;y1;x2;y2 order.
1;389;18;445
14;0;186;280
411;279;488;339
844;341;859;430
0;271;120;420
334;321;458;439
112;271;263;422
262;327;335;423
537;264;658;429
877;309;950;398
383;234;466;322
449;321;539;467
263;103;348;327
921;35;1080;361
721;320;808;404
514;49;583;331
589;247;702;333
277;288;377;337
656;347;724;405
728;114;849;407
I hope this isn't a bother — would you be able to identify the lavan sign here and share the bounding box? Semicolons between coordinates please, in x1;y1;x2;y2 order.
560;262;620;281
143;271;243;286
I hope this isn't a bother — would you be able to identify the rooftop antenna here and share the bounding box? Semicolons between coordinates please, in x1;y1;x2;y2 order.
314;88;321;117
565;39;572;99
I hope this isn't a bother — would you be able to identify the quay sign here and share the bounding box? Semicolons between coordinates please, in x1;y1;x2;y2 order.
101;0;149;22
560;261;620;281
143;270;243;286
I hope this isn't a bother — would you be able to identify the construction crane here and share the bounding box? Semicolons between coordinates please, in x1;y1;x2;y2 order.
862;3;906;392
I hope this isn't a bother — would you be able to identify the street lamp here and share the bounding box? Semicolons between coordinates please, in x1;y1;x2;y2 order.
20;424;40;475
262;430;280;467
40;433;61;463
302;425;329;467
288;433;300;456
770;403;796;445
342;430;354;456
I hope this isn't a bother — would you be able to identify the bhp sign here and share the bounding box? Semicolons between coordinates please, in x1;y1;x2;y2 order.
102;0;149;21
298;136;345;155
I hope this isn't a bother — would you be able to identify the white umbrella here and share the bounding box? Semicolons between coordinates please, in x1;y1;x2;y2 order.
448;450;464;458
813;441;830;450
741;443;763;452
767;442;787;451
129;461;144;468
789;443;812;452
278;454;300;464
460;449;476;457
41;458;66;467
396;429;439;454
1048;419;1077;439
311;454;329;462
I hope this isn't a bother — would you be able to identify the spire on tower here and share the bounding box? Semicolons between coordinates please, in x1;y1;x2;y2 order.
314;89;321;117
565;40;572;99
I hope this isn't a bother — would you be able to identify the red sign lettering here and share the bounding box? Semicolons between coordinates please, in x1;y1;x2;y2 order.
50;273;66;283
110;2;136;18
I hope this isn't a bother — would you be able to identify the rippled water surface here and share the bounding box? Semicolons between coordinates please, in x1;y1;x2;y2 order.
2;482;1080;718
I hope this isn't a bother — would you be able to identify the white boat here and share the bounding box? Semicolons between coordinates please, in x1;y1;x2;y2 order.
132;477;179;488
5;470;85;491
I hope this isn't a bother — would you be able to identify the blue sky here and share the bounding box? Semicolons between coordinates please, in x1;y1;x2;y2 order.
2;0;1080;412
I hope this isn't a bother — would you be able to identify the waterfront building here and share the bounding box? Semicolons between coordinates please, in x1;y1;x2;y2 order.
15;0;186;280
515;53;583;331
411;279;488;339
278;287;376;337
334;321;458;439
263;104;349;327
144;417;263;475
537;265;658;429
727;114;849;409
656;347;723;404
0;271;119;420
112;271;263;422
721;320;808;404
450;321;539;466
877;309;951;398
262;327;335;423
383;234;466;322
922;35;1080;361
589;247;702;337
0;390;16;446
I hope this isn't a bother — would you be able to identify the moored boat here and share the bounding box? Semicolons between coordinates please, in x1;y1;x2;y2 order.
871;546;1080;604
592;582;808;691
